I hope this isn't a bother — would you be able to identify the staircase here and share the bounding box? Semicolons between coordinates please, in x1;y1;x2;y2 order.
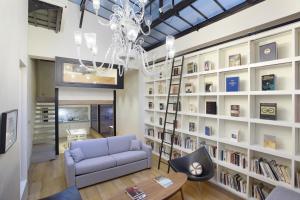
31;101;56;163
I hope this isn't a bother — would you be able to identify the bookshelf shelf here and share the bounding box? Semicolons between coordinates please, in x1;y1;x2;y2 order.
143;22;300;199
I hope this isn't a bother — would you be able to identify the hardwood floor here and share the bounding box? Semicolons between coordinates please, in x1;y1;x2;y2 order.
28;155;242;200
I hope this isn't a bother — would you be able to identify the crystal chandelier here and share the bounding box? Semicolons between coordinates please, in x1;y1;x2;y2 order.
74;0;175;77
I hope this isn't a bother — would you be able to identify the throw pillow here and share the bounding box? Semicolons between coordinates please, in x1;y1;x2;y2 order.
189;162;203;176
70;148;85;163
130;139;141;151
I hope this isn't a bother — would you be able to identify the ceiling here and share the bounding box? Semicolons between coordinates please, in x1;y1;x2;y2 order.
70;0;264;50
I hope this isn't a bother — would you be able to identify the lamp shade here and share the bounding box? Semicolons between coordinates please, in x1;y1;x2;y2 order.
84;33;97;50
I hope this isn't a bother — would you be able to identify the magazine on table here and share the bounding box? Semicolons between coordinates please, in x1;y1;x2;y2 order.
125;186;146;200
154;176;173;188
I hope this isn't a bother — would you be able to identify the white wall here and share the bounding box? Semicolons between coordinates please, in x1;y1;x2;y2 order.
58;87;113;101
150;0;300;57
36;60;55;98
0;0;28;200
28;1;113;62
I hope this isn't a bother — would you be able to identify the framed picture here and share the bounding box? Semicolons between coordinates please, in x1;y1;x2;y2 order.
264;134;276;149
260;103;277;120
0;110;18;154
259;42;277;62
205;126;212;136
231;130;239;142
229;54;241;67
55;56;124;89
205;83;213;92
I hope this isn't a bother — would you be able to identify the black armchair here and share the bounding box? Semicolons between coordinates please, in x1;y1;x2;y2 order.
169;146;214;181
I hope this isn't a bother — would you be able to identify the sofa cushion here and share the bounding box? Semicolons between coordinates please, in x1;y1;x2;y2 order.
71;138;109;159
75;155;116;175
111;151;147;166
129;139;141;151
70;148;85;163
107;135;136;155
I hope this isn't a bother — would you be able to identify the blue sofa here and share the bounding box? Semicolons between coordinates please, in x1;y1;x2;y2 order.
64;135;152;188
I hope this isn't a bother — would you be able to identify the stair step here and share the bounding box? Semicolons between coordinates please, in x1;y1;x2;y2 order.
34;127;55;132
33;138;55;145
35;108;55;111
31;143;56;163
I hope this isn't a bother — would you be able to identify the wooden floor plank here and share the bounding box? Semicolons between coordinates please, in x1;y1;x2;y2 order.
28;154;242;200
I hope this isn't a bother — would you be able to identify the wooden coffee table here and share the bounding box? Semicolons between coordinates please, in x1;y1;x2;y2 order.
109;172;187;200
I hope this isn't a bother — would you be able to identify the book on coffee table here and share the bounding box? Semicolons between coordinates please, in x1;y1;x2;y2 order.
154;176;173;188
125;186;146;200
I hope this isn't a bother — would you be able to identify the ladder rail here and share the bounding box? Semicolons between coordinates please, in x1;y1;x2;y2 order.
158;56;184;172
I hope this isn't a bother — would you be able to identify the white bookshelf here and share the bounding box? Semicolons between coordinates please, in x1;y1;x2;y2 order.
143;22;300;199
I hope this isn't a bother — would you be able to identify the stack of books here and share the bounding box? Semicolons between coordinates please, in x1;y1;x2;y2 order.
250;158;290;184
125;186;146;200
204;144;217;158
219;171;246;194
154;176;173;188
184;137;196;150
220;149;247;169
251;183;272;200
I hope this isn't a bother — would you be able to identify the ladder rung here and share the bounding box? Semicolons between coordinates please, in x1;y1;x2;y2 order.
164;142;171;145
171;83;180;85
168;102;177;104
165;122;174;124
164;131;173;134
159;160;169;165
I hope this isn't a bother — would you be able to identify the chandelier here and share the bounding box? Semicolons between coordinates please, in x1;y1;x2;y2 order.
74;0;176;77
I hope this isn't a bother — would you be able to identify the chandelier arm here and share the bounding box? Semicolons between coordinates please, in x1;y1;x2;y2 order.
139;25;151;36
76;46;87;68
95;10;111;26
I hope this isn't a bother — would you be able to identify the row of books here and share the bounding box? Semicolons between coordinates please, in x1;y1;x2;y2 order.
250;158;290;184
220;149;247;169
219;171;247;194
203;143;217;158
251;183;272;200
184;137;196;150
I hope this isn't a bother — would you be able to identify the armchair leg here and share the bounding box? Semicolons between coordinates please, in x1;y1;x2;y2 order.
180;188;184;200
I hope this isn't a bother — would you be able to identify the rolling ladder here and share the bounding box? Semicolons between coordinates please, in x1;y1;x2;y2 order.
158;56;184;173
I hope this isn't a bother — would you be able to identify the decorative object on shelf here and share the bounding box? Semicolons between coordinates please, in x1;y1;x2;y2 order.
148;87;153;95
206;101;217;115
189;122;196;132
260;103;277;120
230;105;240;117
259;42;277;62
204;61;213;71
172;101;181;111
159;117;163;126
158;84;165;94
226;76;240;92
74;0;162;77
205;83;213;92
172;66;181;76
171;84;179;94
185;83;194;93
148;102;153;109
189;104;197;113
189;162;203;176
147;128;154;137
264;134;276;149
231;130;239;142
187;62;197;74
0;110;18;154
159;103;164;110
146;140;154;149
229;54;241;67
262;74;275;91
205;126;212;136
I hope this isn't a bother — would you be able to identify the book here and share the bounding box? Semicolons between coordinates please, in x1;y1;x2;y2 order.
229;54;241;67
206;101;217;115
264;134;276;149
125;186;146;200
189;122;196;132
226;76;240;92
219;171;246;193
231;130;239;142
159;103;164;110
187;62;197;74
259;42;277;62
154;176;173;188
230;105;240;117
262;74;275;91
148;102;153;109
260;103;277;120
204;61;213;71
205;126;212;136
205;83;213;92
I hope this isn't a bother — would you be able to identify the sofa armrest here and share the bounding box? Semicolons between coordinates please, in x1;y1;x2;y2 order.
64;150;76;187
142;143;152;168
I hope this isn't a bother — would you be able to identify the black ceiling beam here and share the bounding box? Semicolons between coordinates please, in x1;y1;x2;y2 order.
162;21;180;33
147;34;161;42
79;0;87;28
190;5;208;20
212;0;226;11
149;0;197;28
145;0;265;51
153;28;168;36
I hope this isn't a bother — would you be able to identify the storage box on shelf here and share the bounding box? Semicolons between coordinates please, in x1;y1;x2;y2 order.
143;23;300;198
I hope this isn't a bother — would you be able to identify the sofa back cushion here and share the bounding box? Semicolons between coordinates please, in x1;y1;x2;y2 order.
70;138;109;159
107;135;136;154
